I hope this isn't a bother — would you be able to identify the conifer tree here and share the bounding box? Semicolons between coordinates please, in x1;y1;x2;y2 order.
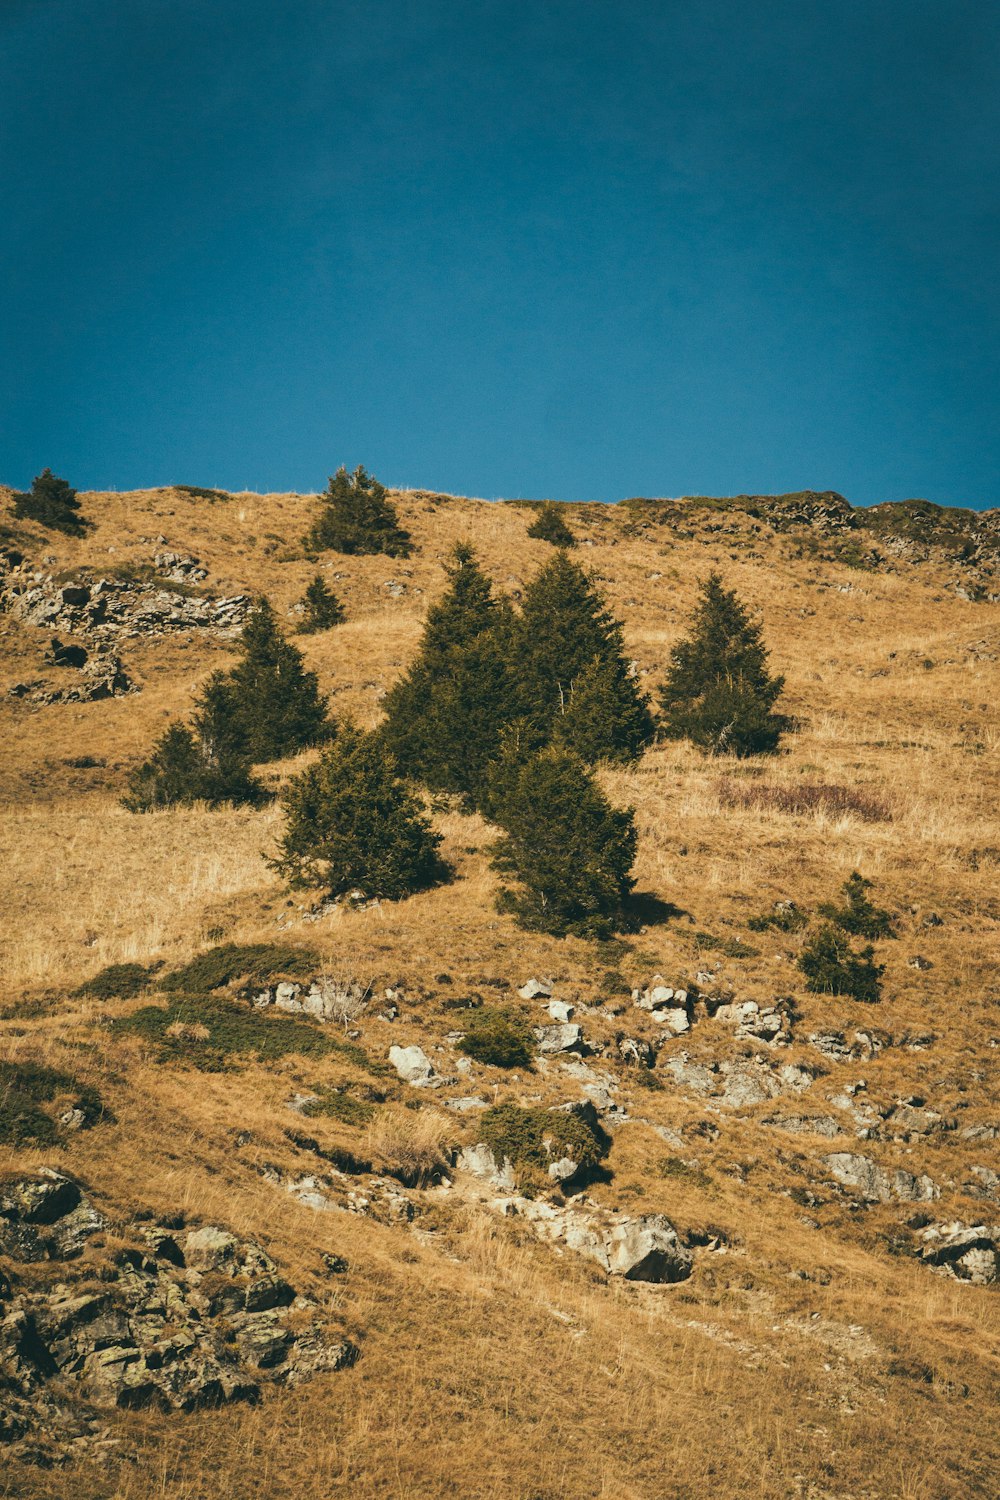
13;469;86;535
193;598;330;763
488;745;637;937
273;724;448;899
512;552;654;762
306;465;412;558
659;573;786;756
380;545;518;806
297;574;345;633
122;723;263;812
818;872;895;939
527;501;577;548
798;924;884;1003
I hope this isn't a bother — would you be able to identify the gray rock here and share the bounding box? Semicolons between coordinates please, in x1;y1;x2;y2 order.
919;1221;1000;1284
605;1215;691;1282
459;1143;516;1191
823;1152;939;1203
534;1023;585;1056
617;1035;656;1068
546;1000;575;1023
518;977;553;1000
388;1044;437;1085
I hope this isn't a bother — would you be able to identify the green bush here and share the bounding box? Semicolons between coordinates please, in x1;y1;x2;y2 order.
300;1086;376;1127
660;572;787;756
526;502;577;548
161;942;320;993
747;902;809;933
115;994;365;1070
479;1103;608;1177
798;924;884;1003
458;1008;534;1069
297;574;345;633
122;722;265;813
274;723;449;900
306;465;412;558
488;745;637;938
74;961;163;1000
0;1060;104;1145
818;872;895;939
12;469;86;535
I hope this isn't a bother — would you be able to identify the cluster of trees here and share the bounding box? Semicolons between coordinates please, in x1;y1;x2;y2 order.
12;469;86;535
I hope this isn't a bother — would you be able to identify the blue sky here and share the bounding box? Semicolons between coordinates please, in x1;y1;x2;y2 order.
2;1;998;506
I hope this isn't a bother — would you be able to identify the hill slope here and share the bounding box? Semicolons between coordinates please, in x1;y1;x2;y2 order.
1;484;999;1499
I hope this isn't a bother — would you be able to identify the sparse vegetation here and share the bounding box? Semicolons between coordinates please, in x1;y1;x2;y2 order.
718;779;891;822
0;1060;104;1144
116;993;359;1068
479;1103;608;1180
74;960;163;1000
161;942;320;993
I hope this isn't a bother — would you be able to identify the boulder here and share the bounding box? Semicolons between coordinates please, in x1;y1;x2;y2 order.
617;1035;656;1068
388;1044;437;1085
518;977;553;1001
534;1023;585;1056
604;1215;692;1282
547;1000;575;1023
919;1222;1000;1285
823;1152;938;1203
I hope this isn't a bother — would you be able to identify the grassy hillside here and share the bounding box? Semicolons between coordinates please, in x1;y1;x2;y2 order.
1;482;999;1499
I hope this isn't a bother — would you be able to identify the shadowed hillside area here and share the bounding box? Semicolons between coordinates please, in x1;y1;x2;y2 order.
1;480;999;1499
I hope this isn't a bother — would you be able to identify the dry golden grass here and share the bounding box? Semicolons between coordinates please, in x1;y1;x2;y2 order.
1;485;999;1498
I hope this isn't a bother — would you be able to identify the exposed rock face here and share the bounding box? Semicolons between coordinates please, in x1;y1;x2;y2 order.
518;978;553;1001
918;1222;1000;1285
823;1152;939;1203
254;976;370;1025
153;551;207;582
8;649;135;704
534;1023;585;1057
0;1173;357;1464
496;1197;692;1284
662;1052;815;1109
712;999;791;1045
633;976;690;1032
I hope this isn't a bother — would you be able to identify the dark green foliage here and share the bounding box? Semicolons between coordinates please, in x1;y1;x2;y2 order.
818;872;895;939
74;961;163;1000
0;1060;104;1145
300;1086;376;1127
488;746;637;938
656;1156;713;1187
660;573;787;756
297;574;345;633
458;1008;534;1069
798;924;884;1003
527;502;577;548
274;723;449;900
513;552;654;763
161;942;320;993
306;465;412;558
122;722;265;813
12;469;86;535
479;1103;608;1177
380;546;518;807
747;903;809;934
193;598;331;764
116;994;358;1070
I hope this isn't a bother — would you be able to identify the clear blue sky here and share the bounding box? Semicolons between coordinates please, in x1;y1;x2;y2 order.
2;1;998;506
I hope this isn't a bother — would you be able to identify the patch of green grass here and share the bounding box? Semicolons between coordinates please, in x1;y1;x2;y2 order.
656;1155;713;1187
0;1060;105;1145
459;1008;535;1069
171;484;230;503
161;943;320;994
301;1086;376;1127
74;961;163;1001
480;1103;608;1179
747;904;809;934
692;931;760;959
114;994;373;1072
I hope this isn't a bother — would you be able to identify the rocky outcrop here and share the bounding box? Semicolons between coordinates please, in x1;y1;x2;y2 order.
823;1152;938;1203
495;1196;692;1284
918;1222;1000;1285
0;1172;358;1464
534;1023;585;1057
662;1052;815;1108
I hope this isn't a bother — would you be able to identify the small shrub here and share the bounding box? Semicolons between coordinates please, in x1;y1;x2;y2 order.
122;722;265;812
459;1008;535;1069
12;469;86;535
0;1060;104;1144
172;485;229;502
818;872;896;938
527;502;577;548
301;1086;376;1127
747;902;809;934
479;1103;608;1179
297;574;345;633
74;961;163;1001
366;1105;453;1185
798;924;884;1003
656;1156;713;1187
115;994;362;1070
161;942;320;993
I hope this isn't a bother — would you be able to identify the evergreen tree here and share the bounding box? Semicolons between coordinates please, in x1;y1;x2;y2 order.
13;469;86;535
818;872;895;939
659;573;786;756
306;465;412;558
512;552;654;762
527;502;577;548
297;574;345;633
193;598;331;764
122;723;263;812
488;745;637;938
798;924;884;1003
380;545;518;806
273;724;448;899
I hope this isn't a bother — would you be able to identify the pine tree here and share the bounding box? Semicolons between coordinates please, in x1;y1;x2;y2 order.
380;545;518;806
273;724;448;900
798;924;884;1003
297;574;345;633
193;598;331;763
818;872;895;939
659;573;786;756
488;745;637;938
306;465;412;558
527;502;577;548
512;552;654;762
13;469;86;535
122;723;263;812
